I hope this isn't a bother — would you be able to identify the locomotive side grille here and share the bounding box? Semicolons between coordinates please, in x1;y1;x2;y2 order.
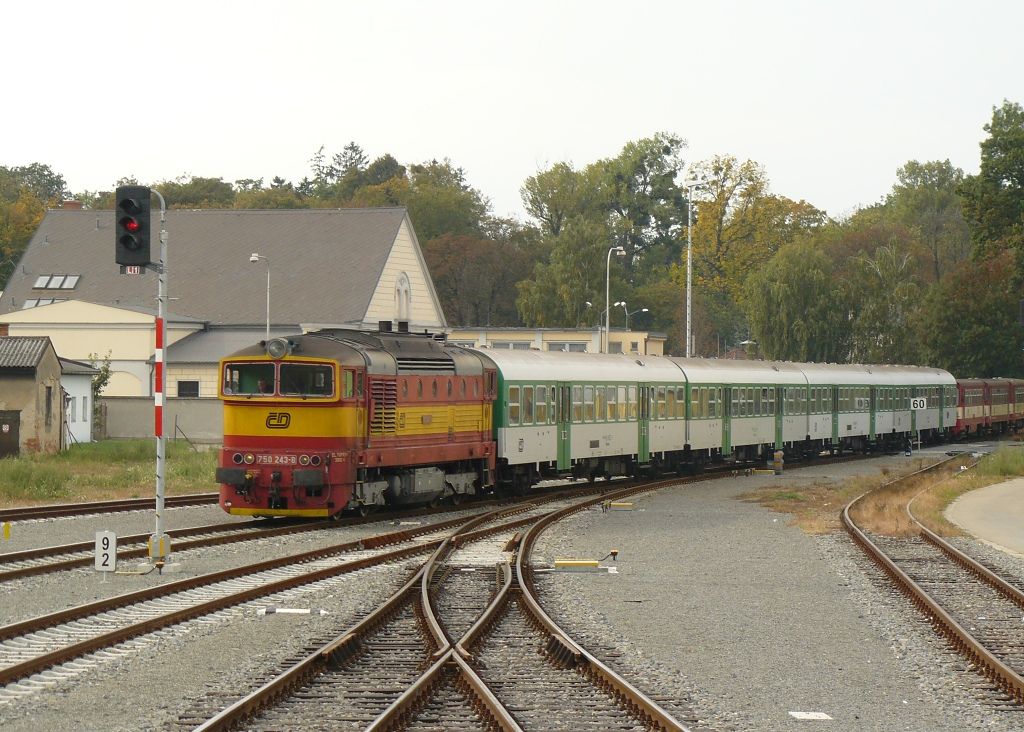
370;380;398;435
396;357;454;373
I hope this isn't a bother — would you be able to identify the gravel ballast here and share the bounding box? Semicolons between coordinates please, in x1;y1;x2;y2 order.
533;455;1024;731
2;454;1022;730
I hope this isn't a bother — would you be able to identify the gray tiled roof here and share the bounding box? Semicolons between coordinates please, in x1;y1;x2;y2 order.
0;336;51;369
0;208;409;326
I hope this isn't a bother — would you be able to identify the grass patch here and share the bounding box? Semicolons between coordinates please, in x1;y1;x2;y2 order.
0;439;217;507
744;446;1024;537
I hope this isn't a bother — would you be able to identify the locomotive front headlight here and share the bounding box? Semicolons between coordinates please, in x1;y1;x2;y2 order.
299;454;310;466
231;453;243;465
243;453;255;465
310;455;322;467
265;338;292;359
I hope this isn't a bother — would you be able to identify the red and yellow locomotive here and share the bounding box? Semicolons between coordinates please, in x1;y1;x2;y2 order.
215;326;496;517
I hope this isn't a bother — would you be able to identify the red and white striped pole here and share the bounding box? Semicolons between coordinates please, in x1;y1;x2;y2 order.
150;191;171;564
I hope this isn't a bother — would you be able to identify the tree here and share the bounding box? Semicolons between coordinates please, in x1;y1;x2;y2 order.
687;155;827;354
0;163;67;203
960;100;1024;261
423;233;531;326
888;160;970;281
0;189;47;287
744;240;851;362
848;239;922;365
155;176;235;208
600;133;688;284
919;252;1024;377
405;159;489;241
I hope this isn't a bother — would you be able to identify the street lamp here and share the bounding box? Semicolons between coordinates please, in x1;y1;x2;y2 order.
250;253;270;342
622;303;648;330
605;246;626;353
685;177;711;357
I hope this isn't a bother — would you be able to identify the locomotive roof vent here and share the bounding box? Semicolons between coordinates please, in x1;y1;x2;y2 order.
397;320;409;333
378;320;393;332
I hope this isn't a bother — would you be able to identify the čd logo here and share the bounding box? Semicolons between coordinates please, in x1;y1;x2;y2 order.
266;412;291;429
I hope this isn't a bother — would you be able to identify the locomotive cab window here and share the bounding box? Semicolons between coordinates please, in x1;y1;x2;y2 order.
280;363;334;397
223;363;275;396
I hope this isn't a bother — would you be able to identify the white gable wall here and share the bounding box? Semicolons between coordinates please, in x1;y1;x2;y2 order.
364;218;446;329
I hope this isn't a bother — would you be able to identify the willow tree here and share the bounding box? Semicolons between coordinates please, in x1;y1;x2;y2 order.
744;240;850;362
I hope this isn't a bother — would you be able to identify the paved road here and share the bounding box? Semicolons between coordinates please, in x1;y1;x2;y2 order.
946;475;1024;556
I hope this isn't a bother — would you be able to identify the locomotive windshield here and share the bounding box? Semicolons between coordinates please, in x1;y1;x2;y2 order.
222;362;335;398
280;363;334;397
223;363;275;396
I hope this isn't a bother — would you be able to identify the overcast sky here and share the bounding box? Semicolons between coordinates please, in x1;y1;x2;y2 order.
4;1;1021;221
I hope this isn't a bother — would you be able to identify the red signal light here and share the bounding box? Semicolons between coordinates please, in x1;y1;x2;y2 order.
120;216;140;233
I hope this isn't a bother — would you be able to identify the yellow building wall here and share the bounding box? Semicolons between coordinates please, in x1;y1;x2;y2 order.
168;365;219;398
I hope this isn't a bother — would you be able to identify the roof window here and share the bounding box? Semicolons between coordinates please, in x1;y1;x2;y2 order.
33;274;80;290
22;298;67;309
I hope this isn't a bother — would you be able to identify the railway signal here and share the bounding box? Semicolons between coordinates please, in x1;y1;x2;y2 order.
114;185;152;266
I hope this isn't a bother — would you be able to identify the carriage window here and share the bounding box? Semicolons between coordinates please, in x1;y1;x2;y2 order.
223;362;275;396
536;385;548;423
508;386;521;425
657;386;667;419
344;370;355;398
628;386;637;419
572;386;584;422
595;386;606;422
618;386;627;419
606;386;617;421
666;387;676;418
523;386;534;424
280;364;334;397
584;386;595;422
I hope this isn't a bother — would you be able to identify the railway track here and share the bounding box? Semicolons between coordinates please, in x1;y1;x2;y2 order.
843;456;1024;712
0;493;219;522
187;480;691;731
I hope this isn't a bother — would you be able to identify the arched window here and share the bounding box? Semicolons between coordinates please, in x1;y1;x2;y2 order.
395;273;412;322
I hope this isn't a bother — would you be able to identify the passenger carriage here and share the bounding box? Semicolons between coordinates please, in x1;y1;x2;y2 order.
955;378;988;437
473;349;684;488
667;358;806;462
872;365;957;446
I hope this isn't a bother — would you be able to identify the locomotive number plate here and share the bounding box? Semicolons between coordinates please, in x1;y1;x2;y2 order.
256;454;298;465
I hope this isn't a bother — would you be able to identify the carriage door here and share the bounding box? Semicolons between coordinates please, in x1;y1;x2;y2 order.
869;386;877;443
721;387;732;454
774;386;784;449
831;386;840;446
637;384;651;464
556;383;572;471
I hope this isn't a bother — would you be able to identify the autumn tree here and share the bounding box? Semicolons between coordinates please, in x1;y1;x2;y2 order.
0;163;64;287
685;155;827;354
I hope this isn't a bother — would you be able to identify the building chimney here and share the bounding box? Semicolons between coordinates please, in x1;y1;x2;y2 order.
61;200;83;210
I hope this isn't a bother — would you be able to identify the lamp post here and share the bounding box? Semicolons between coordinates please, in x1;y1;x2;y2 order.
250;253;270;341
605;246;625;353
685;178;710;357
623;304;648;330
